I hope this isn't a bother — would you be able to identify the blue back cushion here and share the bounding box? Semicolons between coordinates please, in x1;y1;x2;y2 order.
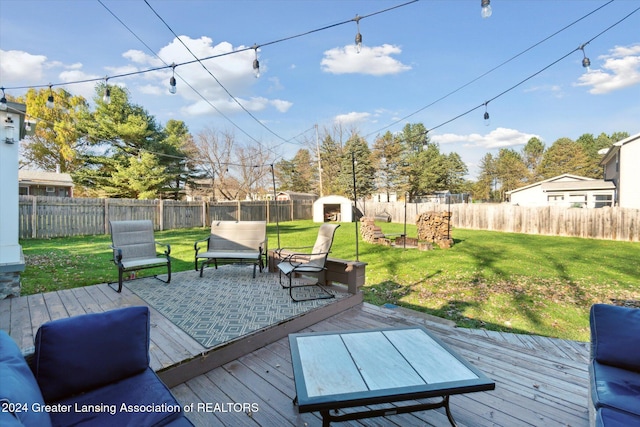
590;303;640;372
0;330;52;427
33;306;150;402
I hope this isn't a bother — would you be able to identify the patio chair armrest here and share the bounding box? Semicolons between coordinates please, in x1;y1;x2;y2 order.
155;241;171;256
194;237;210;255
276;245;313;257
110;245;123;264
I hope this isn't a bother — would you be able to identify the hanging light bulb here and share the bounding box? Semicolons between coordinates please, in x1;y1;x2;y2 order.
169;64;177;94
46;85;54;109
580;44;591;72
354;15;362;53
481;0;492;18
483;103;491;126
0;87;7;111
252;45;260;78
103;78;111;104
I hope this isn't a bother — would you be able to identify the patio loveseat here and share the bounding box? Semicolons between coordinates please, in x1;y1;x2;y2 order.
589;303;640;426
0;306;193;427
194;220;267;278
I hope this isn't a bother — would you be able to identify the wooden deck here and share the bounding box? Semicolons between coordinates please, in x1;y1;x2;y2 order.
0;271;590;427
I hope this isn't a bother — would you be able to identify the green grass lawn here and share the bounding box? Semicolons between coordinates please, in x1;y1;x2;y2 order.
19;220;639;342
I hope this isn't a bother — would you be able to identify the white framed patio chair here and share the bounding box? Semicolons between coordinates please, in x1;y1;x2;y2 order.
108;220;171;292
277;223;339;302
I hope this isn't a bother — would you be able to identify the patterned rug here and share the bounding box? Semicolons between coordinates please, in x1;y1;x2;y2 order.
125;265;346;348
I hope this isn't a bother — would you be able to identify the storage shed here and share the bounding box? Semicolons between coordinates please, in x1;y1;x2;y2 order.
313;195;353;223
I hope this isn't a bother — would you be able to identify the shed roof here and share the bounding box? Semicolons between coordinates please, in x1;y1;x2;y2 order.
18;170;74;187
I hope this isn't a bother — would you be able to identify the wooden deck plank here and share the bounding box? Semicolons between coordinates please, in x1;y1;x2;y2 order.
27;293;51;338
0;273;591;427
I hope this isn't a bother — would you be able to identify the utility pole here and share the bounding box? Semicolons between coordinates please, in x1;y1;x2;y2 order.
315;124;323;197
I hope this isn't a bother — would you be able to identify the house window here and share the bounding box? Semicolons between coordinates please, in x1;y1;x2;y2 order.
594;194;613;208
569;194;586;208
19;186;29;195
45;187;55;193
547;195;564;202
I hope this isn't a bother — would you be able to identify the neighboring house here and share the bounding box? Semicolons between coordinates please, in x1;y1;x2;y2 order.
18;170;74;197
275;191;316;202
599;132;640;209
506;173;614;208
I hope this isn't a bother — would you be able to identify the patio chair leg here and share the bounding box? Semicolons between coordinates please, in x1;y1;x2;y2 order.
286;274;335;303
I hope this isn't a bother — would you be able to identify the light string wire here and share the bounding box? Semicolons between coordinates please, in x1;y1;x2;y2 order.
366;0;617;138
3;1;637;168
424;3;640;136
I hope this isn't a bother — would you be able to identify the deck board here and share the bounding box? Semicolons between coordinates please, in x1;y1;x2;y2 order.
0;271;590;427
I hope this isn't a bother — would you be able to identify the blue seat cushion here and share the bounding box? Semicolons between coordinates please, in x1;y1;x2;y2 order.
590;360;640;417
0;330;52;427
49;368;185;427
33;306;150;402
590;304;640;372
596;407;640;427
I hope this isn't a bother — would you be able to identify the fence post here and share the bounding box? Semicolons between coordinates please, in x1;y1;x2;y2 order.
31;196;37;239
158;199;164;231
104;198;109;235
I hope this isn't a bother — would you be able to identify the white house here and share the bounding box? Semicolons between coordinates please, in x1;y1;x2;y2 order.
599;132;640;209
506;174;615;208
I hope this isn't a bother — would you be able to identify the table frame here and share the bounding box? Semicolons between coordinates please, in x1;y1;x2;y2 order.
289;326;495;426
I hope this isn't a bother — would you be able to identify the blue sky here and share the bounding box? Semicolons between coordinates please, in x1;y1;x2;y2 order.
1;0;639;179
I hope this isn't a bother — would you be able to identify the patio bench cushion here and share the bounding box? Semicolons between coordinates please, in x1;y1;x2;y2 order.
590;361;640;417
589;303;640;426
0;330;52;427
596;408;640;427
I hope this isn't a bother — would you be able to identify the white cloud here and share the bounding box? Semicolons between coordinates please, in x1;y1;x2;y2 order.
334;111;371;125
270;99;293;112
321;44;411;76
0;49;48;82
575;43;640;94
432;128;540;149
120;36;290;116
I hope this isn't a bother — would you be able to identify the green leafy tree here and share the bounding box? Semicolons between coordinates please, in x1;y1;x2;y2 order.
76;84;176;198
522;137;545;181
371;131;404;201
319;134;343;196
275;149;315;193
16;88;91;173
495;148;529;201
337;134;375;199
441;152;469;193
159;119;199;200
102;152;167;199
474;153;496;201
537;137;590;179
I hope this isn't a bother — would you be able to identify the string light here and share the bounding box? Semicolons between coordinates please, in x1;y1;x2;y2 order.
579;44;591;72
354;15;363;53
169;63;177;94
481;0;492;19
102;78;111;104
252;45;260;78
46;85;54;109
0;87;7;111
483;102;490;126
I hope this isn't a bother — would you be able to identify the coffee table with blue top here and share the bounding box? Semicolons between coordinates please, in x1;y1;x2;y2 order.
289;326;495;426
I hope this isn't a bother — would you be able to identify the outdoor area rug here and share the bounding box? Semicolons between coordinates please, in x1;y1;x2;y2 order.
124;265;347;348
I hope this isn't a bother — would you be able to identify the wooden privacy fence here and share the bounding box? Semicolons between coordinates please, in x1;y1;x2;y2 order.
18;196;313;239
363;201;640;242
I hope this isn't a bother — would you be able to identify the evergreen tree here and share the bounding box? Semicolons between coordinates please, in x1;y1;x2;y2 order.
337;134;375;199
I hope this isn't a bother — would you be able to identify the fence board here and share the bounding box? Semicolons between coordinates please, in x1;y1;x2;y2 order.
18;196;313;239
363;201;640;242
